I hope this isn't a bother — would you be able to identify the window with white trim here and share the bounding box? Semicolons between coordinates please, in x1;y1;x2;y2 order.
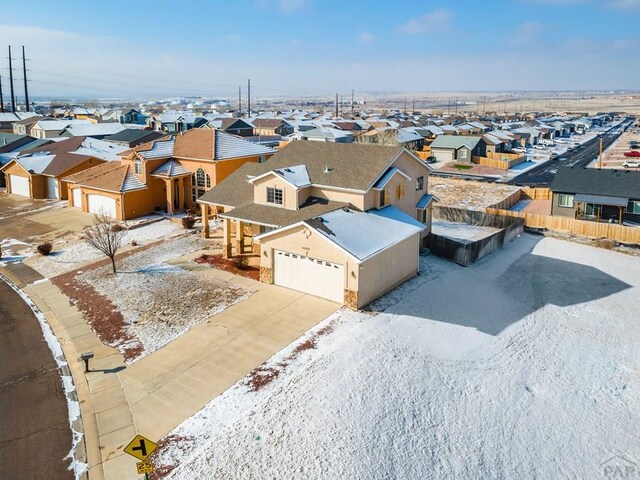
416;176;424;191
267;187;283;205
628;200;640;214
134;158;142;175
459;149;468;159
558;194;574;208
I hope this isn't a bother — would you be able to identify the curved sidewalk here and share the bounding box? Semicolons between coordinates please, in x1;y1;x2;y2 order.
1;262;339;479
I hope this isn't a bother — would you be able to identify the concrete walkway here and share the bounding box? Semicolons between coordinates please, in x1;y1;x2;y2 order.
1;263;339;480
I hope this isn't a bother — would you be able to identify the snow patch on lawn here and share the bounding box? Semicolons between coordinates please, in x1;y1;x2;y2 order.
80;236;252;359
157;235;640;479
0;238;32;265
431;220;500;243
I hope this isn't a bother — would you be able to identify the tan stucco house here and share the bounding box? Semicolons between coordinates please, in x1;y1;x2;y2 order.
198;141;435;309
63;128;275;220
0;136;120;200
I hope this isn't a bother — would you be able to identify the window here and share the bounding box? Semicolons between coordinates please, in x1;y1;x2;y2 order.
417;208;427;224
134;158;142;175
258;155;266;164
558;194;574;208
396;182;405;200
193;168;211;188
416;176;424;191
628;200;640;214
267;187;283;205
459;149;468;159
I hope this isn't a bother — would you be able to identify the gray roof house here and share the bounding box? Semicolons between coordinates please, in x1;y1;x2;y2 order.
429;135;483;163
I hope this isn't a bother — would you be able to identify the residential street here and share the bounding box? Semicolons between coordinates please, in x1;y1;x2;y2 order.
0;278;73;480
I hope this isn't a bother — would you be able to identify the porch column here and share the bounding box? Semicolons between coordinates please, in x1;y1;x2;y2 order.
178;177;185;211
202;204;210;238
236;220;245;254
166;179;174;215
223;218;232;258
619;206;623;225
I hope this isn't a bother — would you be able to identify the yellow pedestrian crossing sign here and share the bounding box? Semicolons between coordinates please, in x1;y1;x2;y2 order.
124;434;158;461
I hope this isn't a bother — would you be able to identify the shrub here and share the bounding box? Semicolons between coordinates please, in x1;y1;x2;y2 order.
111;223;126;232
234;255;249;270
594;238;616;250
37;242;53;256
182;216;196;229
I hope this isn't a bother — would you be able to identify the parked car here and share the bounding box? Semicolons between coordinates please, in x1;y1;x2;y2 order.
623;160;640;168
550;153;559;160
624;151;640;158
425;156;437;164
512;147;525;153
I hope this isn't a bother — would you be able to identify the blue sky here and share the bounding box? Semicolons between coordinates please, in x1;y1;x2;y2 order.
0;0;638;98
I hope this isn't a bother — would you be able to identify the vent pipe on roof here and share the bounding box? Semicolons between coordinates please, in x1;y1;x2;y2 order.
323;166;333;173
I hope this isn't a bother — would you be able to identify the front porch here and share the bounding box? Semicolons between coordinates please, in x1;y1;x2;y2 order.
200;203;261;259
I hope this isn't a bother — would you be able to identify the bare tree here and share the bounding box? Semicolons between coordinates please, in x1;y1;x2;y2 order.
84;211;126;274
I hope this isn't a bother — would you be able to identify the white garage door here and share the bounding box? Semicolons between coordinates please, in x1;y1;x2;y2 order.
87;194;117;218
46;176;59;199
72;188;82;208
433;149;453;163
273;250;344;303
9;175;30;197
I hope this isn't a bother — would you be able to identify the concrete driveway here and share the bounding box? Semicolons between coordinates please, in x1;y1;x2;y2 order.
0;193;95;244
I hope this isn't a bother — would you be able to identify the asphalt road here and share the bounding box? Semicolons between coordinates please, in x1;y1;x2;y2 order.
509;118;634;186
0;279;73;480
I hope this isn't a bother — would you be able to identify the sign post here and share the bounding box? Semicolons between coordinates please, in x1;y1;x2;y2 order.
124;434;158;478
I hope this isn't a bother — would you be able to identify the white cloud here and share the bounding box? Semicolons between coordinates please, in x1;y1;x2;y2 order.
398;9;452;35
357;32;376;44
511;21;546;44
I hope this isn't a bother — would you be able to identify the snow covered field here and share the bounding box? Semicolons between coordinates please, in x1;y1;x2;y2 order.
156;234;640;479
431;220;500;243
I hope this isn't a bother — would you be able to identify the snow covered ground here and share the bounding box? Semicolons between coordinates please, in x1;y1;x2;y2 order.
25;219;182;278
431;220;500;243
0;238;32;266
156;234;640;479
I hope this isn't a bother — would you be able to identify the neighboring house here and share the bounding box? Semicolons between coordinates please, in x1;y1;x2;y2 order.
198;141;435;309
147;112;207;133
30;119;93;139
120;109;148;125
12;115;44;136
203;118;254;137
251;118;294;136
298;127;354;143
64;128;275;220
59;122;127;139
550;167;640;225
0;133;39;153
429;135;483;163
103;129;165;148
0;136;115;200
0;112;39;130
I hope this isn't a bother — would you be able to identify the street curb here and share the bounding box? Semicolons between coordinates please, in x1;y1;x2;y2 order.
0;267;91;480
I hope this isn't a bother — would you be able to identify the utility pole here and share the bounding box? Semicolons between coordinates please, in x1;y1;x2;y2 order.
8;46;16;113
22;46;29;112
247;79;251;118
404;97;407;115
335;92;338;117
454;98;458;116
351;89;354;115
598;137;603;169
0;75;4;113
238;86;242;116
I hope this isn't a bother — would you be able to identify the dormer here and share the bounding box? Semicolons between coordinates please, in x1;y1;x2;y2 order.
371;166;411;209
249;165;311;210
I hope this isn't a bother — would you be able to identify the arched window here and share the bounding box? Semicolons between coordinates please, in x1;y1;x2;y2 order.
134;158;142;175
192;168;211;201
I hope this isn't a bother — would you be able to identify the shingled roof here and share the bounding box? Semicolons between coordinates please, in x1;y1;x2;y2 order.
551;167;640;199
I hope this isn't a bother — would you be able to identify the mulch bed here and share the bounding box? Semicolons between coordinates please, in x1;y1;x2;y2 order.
194;254;259;281
51;240;166;361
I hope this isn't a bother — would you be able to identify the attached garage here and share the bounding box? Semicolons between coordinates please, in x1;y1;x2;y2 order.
273;250;344;303
72;188;82;208
46;176;59;199
9;175;30;197
87;194;117;218
255;206;424;309
432;149;454;163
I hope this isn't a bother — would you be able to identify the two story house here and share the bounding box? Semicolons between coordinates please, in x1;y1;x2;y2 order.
63;128;275;220
198;141;435;309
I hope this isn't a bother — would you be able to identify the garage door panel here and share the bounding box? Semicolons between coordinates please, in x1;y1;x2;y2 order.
274;250;344;303
10;175;30;197
87;194;116;218
72;188;82;208
46;176;59;199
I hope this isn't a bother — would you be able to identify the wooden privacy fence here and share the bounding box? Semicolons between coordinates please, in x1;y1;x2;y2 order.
486;207;640;244
472;153;526;170
487;187;553;211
